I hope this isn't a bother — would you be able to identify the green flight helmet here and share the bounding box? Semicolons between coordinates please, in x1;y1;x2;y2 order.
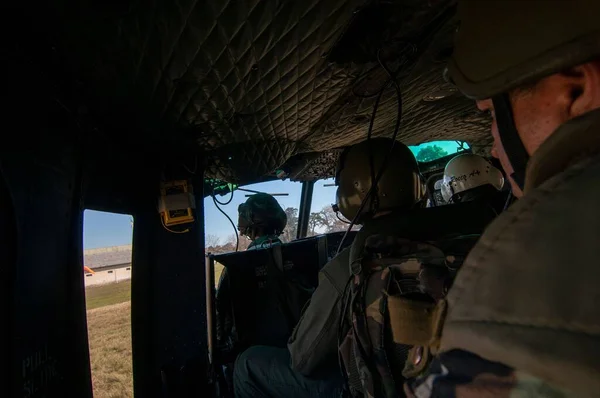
445;0;600;100
335;137;425;224
237;193;287;238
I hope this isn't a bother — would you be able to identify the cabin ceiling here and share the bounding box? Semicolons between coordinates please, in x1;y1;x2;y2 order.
24;0;492;184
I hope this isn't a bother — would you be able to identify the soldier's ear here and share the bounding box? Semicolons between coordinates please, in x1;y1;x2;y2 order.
565;60;600;119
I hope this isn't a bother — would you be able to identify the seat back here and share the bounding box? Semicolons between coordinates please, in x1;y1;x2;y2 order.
218;248;288;348
212;235;328;354
323;230;359;264
419;196;500;238
278;236;327;321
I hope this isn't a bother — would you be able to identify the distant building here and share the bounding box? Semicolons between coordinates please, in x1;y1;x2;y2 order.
84;245;132;287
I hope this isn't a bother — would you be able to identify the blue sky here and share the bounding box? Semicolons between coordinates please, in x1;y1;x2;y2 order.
83;141;467;249
83;210;134;249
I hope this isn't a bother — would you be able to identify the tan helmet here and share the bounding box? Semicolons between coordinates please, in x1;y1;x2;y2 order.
445;0;600;100
335;137;425;224
440;154;504;203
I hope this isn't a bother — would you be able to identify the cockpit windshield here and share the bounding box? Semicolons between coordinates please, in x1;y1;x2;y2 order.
409;140;470;163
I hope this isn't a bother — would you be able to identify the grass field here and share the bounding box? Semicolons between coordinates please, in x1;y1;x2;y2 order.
86;265;223;310
85;268;223;398
87;300;133;398
86;280;132;310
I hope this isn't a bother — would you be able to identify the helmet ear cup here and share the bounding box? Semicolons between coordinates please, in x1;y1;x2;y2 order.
335;181;360;223
238;202;252;224
237;202;253;236
334;146;360;222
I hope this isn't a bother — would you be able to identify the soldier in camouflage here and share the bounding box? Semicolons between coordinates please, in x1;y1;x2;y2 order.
407;1;600;396
337;141;498;398
215;193;287;389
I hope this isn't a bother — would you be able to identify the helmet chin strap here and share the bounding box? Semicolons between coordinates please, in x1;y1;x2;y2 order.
492;94;530;190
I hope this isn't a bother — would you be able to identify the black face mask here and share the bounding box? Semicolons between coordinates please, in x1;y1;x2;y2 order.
492;94;530;191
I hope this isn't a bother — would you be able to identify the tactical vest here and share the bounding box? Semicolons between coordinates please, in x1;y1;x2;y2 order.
338;234;480;397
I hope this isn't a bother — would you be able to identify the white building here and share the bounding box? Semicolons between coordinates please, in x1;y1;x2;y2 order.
84;245;132;287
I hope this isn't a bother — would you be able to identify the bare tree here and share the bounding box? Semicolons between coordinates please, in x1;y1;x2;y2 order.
307;205;351;234
224;234;250;251
206;234;221;248
281;207;299;242
307;212;321;236
318;206;350;233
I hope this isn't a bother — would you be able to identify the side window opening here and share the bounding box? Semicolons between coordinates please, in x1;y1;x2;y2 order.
84;210;133;398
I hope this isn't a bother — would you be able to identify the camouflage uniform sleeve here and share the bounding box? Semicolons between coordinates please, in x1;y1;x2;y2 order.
287;270;343;376
404;349;576;398
288;249;350;376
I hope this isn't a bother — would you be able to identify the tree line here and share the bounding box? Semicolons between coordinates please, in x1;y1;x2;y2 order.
205;205;355;255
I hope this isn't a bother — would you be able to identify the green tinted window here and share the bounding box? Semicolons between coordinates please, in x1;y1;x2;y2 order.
409;141;470;163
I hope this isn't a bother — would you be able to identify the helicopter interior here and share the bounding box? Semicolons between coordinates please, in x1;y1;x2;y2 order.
2;0;501;397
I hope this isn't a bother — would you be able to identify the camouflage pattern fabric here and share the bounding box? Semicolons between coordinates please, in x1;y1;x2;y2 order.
338;235;481;398
339;236;450;397
405;349;576;398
